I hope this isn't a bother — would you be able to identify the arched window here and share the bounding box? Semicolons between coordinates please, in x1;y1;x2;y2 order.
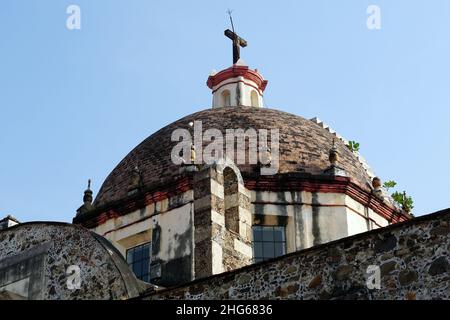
221;90;231;107
224;167;239;233
251;90;259;107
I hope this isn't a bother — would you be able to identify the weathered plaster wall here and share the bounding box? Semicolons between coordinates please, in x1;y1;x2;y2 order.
91;190;194;287
144;209;449;300
0;223;142;300
88;177;393;289
252;190;390;251
211;76;263;108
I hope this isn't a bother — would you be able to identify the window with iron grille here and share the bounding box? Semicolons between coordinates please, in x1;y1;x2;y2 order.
252;226;286;263
126;242;151;282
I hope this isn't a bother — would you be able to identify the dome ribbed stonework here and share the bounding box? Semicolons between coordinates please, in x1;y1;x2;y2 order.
94;107;373;208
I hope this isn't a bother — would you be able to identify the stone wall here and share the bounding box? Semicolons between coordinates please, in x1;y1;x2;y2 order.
144;208;449;300
0;222;143;300
193;160;253;279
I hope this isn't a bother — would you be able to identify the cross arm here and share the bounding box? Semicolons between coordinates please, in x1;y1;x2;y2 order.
224;29;247;47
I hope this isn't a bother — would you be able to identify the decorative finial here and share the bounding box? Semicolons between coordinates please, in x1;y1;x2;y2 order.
187;121;196;164
372;177;381;190
260;146;272;165
266;147;272;165
190;143;196;163
371;176;384;199
324;139;346;176
128;165;143;192
83;179;93;204
77;179;94;216
328;139;339;165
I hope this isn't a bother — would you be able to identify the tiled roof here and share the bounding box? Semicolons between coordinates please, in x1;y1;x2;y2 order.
93;107;373;208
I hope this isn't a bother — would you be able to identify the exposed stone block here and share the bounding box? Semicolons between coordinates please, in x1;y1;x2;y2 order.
428;257;449;276
398;270;418;286
233;239;252;257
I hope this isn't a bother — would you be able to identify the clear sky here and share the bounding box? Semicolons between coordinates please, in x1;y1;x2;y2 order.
1;0;449;222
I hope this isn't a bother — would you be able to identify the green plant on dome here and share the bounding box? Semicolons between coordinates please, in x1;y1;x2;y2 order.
383;180;397;191
382;180;414;215
391;191;414;213
347;141;360;152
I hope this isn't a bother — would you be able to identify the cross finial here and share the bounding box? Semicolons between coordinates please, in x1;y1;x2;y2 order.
224;10;247;64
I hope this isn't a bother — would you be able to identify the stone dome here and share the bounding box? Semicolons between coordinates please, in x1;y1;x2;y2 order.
0;222;146;299
94;107;373;208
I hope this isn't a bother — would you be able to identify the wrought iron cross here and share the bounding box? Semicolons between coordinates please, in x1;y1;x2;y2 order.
225;10;247;64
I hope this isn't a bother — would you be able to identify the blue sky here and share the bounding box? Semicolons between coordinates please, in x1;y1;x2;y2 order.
1;0;449;222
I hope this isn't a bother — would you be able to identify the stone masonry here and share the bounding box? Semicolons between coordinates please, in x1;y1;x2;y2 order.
193;159;253;279
144;208;449;300
0;223;144;300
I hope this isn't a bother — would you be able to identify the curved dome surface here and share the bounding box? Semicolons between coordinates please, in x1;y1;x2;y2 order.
0;222;144;299
94;107;373;207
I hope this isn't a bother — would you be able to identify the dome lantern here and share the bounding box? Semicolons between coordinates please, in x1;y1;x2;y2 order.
206;15;268;108
207;62;268;108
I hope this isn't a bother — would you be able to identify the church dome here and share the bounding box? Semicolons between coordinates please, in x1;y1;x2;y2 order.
94;107;373;208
